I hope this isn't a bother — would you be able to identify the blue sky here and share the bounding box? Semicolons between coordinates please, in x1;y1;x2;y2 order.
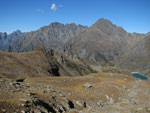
0;0;150;34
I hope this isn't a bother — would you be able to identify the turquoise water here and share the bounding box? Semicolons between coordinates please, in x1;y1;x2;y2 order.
132;73;148;80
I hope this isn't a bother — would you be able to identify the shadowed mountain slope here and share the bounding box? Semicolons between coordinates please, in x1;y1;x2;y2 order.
0;46;95;78
1;18;149;75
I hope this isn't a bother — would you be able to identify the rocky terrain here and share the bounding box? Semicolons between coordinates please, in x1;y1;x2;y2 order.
2;23;88;52
0;46;95;78
64;19;145;66
118;34;150;76
0;72;150;113
1;18;149;75
0;18;150;113
0;30;24;51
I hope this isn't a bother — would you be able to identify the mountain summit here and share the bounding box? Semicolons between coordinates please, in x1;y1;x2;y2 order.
0;30;24;50
3;22;88;52
0;18;149;75
64;18;144;66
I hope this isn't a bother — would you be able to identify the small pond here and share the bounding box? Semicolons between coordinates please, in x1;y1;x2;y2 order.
132;73;148;80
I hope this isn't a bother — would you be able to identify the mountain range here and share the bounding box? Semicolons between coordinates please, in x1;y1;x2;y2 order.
0;30;24;51
2;23;88;52
0;18;150;76
0;18;150;113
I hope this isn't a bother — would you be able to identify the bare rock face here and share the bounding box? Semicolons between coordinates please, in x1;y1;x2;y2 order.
0;32;7;46
64;18;145;66
119;34;150;76
0;30;24;50
4;23;88;52
0;18;149;75
0;18;150;113
0;19;148;74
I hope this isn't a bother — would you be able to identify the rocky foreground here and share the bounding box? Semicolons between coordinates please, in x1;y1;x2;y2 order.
0;73;150;113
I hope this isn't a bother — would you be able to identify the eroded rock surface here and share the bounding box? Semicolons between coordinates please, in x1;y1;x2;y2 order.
0;73;150;113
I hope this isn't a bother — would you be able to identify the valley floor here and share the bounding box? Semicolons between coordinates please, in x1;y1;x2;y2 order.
0;73;150;113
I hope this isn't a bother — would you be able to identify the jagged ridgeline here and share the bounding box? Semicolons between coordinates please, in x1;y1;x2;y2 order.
0;18;150;76
0;30;24;51
0;18;150;113
2;23;88;52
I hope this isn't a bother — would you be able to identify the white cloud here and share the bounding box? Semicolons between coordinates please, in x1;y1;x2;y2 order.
51;3;63;12
51;3;57;12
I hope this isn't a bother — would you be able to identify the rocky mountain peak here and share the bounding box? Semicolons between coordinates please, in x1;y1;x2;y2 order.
47;22;88;30
95;18;113;25
9;30;23;37
92;18;116;29
91;18;127;38
49;22;64;28
4;22;88;52
0;32;7;39
13;30;22;34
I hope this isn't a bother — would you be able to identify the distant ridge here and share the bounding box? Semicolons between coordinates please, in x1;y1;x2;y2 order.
0;30;24;50
3;22;88;52
0;18;149;76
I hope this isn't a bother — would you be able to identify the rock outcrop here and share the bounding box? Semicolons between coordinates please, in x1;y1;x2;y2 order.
0;45;95;78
